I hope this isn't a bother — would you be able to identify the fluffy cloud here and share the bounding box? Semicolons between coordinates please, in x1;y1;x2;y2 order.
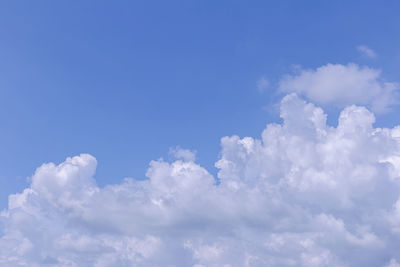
279;63;399;112
169;146;197;162
1;94;400;266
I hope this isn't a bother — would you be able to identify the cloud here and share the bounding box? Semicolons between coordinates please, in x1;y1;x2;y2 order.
169;146;197;162
257;76;270;93
1;95;400;266
279;63;399;113
387;259;400;267
357;45;377;59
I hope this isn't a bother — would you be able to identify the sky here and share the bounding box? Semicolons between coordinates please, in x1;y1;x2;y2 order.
1;1;400;266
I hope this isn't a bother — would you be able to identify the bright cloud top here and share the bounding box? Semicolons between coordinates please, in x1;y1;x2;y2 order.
279;63;399;112
1;94;400;266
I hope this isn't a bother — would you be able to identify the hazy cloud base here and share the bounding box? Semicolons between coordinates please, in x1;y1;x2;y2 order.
1;94;400;266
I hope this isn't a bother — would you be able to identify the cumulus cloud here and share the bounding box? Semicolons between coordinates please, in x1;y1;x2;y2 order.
1;95;400;266
169;146;197;162
357;45;377;59
387;259;400;267
279;63;399;112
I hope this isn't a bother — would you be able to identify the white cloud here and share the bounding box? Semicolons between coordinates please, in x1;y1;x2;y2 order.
169;146;197;162
257;76;270;93
279;63;399;112
357;45;377;59
387;259;400;267
1;95;400;266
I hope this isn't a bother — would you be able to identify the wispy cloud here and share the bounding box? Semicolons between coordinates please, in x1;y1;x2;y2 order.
256;76;270;93
357;45;377;58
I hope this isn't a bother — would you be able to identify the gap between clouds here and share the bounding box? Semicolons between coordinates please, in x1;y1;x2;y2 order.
1;92;400;266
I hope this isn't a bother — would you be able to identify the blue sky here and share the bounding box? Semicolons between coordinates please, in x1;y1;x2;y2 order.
1;0;399;207
2;1;400;266
1;0;400;208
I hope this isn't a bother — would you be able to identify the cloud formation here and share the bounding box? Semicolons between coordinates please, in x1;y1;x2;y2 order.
357;45;377;59
279;63;399;112
257;76;270;93
1;95;400;266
